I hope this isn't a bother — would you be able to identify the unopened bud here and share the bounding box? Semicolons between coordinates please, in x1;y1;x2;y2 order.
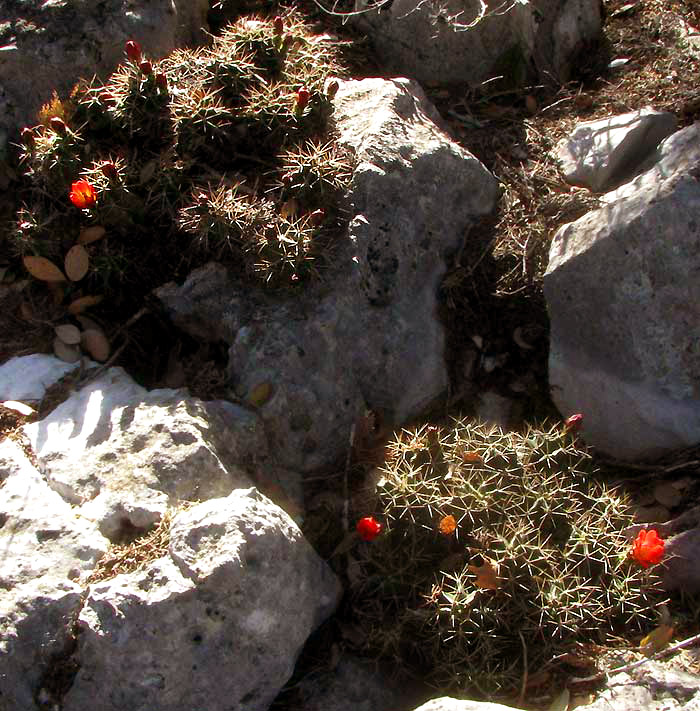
564;413;584;433
49;116;67;135
139;60;153;76
273;16;284;35
155;72;168;92
309;209;325;226
101;162;119;181
325;79;340;99
295;87;310;111
20;127;35;148
125;40;142;64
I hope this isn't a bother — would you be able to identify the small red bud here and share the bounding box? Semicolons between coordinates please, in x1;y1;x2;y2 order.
282;34;293;52
125;40;142;64
139;60;153;76
273;16;284;35
101;162;119;181
309;209;325;226
99;91;116;107
325;79;340;99
20;127;35;148
295;87;310;111
155;72;168;92
49;116;67;135
564;413;584;433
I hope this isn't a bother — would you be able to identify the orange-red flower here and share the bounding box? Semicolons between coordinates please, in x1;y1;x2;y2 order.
69;180;97;209
630;529;665;568
356;516;382;542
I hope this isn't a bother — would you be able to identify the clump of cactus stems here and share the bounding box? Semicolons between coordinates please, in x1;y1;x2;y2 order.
10;10;352;330
349;419;665;699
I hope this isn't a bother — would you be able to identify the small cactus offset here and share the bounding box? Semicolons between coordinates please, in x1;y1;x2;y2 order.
10;9;353;326
350;419;664;699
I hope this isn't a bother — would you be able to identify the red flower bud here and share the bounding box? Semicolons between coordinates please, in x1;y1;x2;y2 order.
49;116;67;135
99;91;117;107
139;60;153;76
69;180;98;209
273;16;284;35
630;529;665;568
309;209;325;226
356;516;382;542
295;87;310;111
325;79;340;99
125;40;142;64
155;72;168;92
20;127;35;148
100;162;119;181
564;413;583;433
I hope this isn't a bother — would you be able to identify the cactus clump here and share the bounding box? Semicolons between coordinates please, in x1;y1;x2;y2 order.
350;419;664;699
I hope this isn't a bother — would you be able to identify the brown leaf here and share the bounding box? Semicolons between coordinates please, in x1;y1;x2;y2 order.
67;295;103;315
462;450;483;464
53;337;80;363
439;515;457;535
247;382;272;407
64;244;90;282
81;328;110;362
640;624;674;656
468;557;501;590
23;256;66;282
54;323;82;345
78;225;106;245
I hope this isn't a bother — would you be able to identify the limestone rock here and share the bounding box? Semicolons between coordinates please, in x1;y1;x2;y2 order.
556;107;678;193
352;0;601;88
22;363;268;540
156;78;501;472
0;438;109;709
0;353;81;402
544;122;700;461
1;0;209;146
62;488;342;711
410;699;517;711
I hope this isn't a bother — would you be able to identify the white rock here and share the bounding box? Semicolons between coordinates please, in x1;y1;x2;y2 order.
0;353;80;402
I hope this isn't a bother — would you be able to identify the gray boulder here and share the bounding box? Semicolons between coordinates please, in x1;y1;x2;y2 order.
556;107;678;193
352;0;601;88
544;121;700;461
0;0;209;149
62;488;341;711
156;77;501;472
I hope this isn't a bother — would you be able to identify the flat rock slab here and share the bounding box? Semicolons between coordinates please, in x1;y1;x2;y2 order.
557;107;678;192
156;77;501;472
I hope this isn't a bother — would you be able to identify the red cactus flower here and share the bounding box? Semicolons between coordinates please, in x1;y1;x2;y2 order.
630;529;665;568
356;516;382;542
155;72;168;92
69;180;98;209
49;116;67;135
273;16;284;35
564;413;584;433
125;40;141;63
295;86;310;111
139;60;153;76
20;127;35;148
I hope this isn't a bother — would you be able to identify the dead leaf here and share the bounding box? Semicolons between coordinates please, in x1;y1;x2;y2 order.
548;688;570;711
78;225;106;245
439;515;457;535
1;400;35;417
53;337;81;363
64;245;89;282
81;329;110;362
67;295;103;315
640;624;674;656
23;256;66;282
247;382;272;407
468;557;501;590
54;323;82;345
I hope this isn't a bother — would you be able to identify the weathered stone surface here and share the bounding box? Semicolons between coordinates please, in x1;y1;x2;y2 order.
22;363;267;540
0;438;109;710
0;0;209;148
0;353;79;402
410;699;517;711
352;0;601;88
156;77;501;472
544;121;700;461
557;107;678;193
663;528;700;594
62;488;341;711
